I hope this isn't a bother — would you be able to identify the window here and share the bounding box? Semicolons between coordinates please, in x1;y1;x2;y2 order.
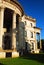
25;31;27;37
31;32;33;38
32;43;34;50
36;33;40;49
25;21;26;25
30;23;32;27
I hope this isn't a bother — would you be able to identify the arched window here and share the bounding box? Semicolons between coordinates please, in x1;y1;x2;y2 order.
31;32;33;38
36;33;40;49
25;21;26;25
30;23;32;27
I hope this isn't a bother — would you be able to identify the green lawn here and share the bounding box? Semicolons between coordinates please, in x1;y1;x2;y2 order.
0;54;44;65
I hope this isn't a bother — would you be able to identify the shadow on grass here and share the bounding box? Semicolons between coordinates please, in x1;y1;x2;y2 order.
0;63;4;65
21;53;44;64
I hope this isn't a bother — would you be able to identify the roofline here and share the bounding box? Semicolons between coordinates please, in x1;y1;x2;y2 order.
3;0;24;16
24;15;36;22
10;0;24;16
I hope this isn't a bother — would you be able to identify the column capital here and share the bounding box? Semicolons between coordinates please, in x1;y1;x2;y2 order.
13;11;16;14
0;6;5;9
13;12;16;23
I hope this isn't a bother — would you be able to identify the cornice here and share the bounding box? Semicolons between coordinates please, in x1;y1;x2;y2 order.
3;0;24;16
24;15;36;22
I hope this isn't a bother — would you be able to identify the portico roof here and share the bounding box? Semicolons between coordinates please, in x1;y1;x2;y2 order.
3;0;24;16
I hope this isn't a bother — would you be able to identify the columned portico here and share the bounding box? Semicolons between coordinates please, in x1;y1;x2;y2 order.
0;0;24;58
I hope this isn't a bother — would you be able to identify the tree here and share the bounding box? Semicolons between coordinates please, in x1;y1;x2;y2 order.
41;39;44;52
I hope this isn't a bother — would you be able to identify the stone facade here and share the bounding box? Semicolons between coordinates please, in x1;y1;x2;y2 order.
0;0;41;58
21;15;41;53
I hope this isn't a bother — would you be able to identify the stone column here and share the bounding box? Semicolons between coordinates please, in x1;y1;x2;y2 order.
0;7;5;50
34;32;37;53
12;12;16;51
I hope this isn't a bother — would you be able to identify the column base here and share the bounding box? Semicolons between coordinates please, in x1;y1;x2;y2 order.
34;49;40;53
30;49;40;53
0;52;6;58
12;51;19;58
0;50;19;58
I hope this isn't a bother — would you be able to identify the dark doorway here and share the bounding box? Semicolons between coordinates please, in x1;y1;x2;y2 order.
3;35;11;50
6;52;12;57
3;8;13;50
16;14;20;50
3;8;13;32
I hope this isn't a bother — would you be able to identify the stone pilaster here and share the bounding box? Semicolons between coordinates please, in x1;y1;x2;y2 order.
12;12;16;51
34;32;37;53
0;7;5;50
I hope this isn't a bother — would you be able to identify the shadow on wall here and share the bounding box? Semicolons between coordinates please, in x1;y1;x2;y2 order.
17;22;32;56
16;21;25;51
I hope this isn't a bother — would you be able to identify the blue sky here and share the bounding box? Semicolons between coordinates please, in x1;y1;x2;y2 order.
18;0;44;39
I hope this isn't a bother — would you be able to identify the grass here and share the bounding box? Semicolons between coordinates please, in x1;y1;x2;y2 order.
0;54;44;65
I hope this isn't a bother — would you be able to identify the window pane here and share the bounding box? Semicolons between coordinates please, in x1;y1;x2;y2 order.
31;32;33;38
25;21;26;25
32;43;34;50
30;23;32;27
36;33;40;49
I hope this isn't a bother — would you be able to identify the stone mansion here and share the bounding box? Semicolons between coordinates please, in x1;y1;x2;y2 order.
0;0;41;58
